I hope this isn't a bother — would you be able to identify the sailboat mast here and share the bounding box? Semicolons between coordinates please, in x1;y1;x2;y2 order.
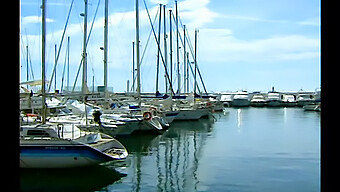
82;0;88;94
135;0;141;106
41;0;46;123
26;45;29;85
183;25;186;93
104;0;108;97
155;4;162;94
194;29;198;94
54;44;57;91
175;0;180;94
186;52;189;92
132;41;135;92
163;5;168;93
67;36;70;91
169;9;173;96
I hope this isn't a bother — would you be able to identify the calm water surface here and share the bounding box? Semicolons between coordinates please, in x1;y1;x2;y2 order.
20;107;320;192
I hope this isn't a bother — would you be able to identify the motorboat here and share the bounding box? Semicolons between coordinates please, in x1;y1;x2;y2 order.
297;92;315;107
303;97;321;112
303;103;321;112
231;91;250;107
266;92;282;107
250;94;266;107
20;123;128;168
219;92;233;107
281;94;297;107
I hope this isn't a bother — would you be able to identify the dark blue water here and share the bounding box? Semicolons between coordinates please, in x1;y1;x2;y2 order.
20;107;320;192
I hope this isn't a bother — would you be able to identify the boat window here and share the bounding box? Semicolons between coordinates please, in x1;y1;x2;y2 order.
26;130;49;137
61;108;72;114
49;108;57;114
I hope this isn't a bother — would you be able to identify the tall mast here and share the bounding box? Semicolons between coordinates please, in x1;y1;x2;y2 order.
67;36;70;91
135;0;141;106
169;9;173;96
41;0;46;123
186;52;189;92
132;41;135;92
155;4;162;94
54;44;57;91
175;0;180;94
183;25;186;93
163;5;168;93
104;0;108;98
194;29;198;94
26;45;29;85
82;0;88;94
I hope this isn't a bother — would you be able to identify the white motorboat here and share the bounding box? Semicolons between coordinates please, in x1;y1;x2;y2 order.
231;91;250;107
20;123;128;168
219;93;233;107
281;94;297;107
303;103;321;112
297;93;315;107
266;92;282;107
250;94;266;107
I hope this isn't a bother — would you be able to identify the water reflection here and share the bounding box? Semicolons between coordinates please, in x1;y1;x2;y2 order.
111;117;214;192
20;165;126;192
237;108;242;129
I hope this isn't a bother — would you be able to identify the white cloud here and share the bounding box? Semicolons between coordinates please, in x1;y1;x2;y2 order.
149;0;169;5
298;17;320;26
177;0;219;29
21;16;55;25
198;29;320;63
219;14;287;24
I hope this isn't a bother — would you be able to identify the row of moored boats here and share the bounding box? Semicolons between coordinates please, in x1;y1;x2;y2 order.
219;89;321;111
19;89;218;168
19;87;320;168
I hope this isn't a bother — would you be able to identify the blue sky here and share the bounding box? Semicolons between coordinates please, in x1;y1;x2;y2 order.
20;0;320;93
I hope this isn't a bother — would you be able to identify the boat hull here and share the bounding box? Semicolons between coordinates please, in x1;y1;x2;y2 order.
20;140;118;168
297;100;315;107
250;101;266;107
163;111;179;123
281;101;297;107
231;99;250;107
303;103;321;111
266;100;282;107
174;108;209;120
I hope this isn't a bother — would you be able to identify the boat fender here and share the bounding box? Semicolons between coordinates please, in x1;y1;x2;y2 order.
143;111;152;121
26;113;37;117
150;107;157;115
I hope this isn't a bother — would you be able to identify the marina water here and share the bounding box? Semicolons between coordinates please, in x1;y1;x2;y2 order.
21;107;320;192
